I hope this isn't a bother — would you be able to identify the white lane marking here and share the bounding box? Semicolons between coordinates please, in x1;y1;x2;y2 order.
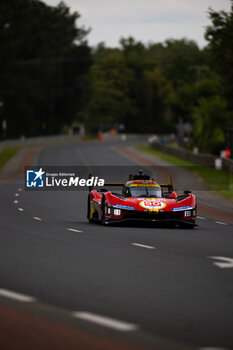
18;208;24;212
33;217;42;221
208;256;233;269
73;312;138;332
0;289;36;302
14;200;18;204
18;188;22;192
197;216;205;220
132;243;155;250
215;221;227;225
67;228;83;233
15;193;19;197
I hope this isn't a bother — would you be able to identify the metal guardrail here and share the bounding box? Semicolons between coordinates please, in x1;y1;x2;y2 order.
222;158;233;175
0;135;82;151
150;141;233;175
0;133;151;152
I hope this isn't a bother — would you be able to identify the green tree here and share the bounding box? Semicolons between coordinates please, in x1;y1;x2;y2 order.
205;1;233;110
119;37;172;133
86;54;132;132
145;67;172;132
147;39;205;87
0;0;91;138
85;37;172;134
168;74;223;123
192;96;228;153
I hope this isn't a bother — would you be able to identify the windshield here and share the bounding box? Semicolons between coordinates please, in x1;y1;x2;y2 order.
129;186;162;198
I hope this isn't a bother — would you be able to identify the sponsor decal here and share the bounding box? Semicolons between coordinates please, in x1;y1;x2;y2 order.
139;200;166;210
26;168;45;188
172;205;192;212
113;204;135;210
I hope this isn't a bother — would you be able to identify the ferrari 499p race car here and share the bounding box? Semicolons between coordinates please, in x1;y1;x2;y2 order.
87;170;197;228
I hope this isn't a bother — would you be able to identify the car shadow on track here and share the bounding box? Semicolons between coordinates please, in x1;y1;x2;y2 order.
71;220;198;230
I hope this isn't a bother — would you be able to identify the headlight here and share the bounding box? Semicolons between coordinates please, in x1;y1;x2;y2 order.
113;209;121;216
184;210;192;217
106;207;121;216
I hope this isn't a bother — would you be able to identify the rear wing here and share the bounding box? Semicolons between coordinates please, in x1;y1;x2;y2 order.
104;183;124;186
88;173;174;193
88;173;124;192
93;182;124;193
160;176;174;193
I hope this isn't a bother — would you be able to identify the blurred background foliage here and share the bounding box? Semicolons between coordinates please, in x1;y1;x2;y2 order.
0;0;233;154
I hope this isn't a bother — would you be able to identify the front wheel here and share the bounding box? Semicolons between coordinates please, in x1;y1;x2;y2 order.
87;194;94;223
100;195;106;225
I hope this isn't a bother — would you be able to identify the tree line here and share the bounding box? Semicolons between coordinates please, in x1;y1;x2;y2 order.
0;0;233;154
0;0;92;137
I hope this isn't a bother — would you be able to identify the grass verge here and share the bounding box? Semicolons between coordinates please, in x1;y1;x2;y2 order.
0;147;20;171
137;145;233;202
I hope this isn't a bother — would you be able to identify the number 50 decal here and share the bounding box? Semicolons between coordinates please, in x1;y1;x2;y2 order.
139;200;166;210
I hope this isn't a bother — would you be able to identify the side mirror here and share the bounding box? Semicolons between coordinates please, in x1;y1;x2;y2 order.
163;191;176;198
184;190;192;194
101;188;108;192
167;191;177;198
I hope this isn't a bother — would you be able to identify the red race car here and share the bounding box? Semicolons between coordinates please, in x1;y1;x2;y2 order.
87;170;197;228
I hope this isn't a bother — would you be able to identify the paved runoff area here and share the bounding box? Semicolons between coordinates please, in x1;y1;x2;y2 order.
0;138;233;350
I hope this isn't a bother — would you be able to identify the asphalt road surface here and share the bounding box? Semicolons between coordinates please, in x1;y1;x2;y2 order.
0;140;233;350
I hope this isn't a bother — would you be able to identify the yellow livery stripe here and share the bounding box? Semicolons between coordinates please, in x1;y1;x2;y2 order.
129;184;159;187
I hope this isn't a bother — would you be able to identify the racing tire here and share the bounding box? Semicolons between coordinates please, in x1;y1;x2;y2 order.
87;194;93;223
100;195;106;225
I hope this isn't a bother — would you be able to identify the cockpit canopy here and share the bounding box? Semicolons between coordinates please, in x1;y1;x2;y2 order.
124;183;162;198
